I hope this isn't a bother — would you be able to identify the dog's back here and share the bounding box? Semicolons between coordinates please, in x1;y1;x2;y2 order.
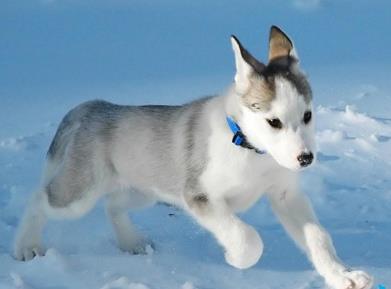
44;98;213;209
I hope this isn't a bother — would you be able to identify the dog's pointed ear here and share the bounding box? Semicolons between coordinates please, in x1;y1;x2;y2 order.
231;35;265;93
268;26;298;62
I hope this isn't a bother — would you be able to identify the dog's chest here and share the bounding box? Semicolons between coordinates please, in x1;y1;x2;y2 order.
200;148;279;211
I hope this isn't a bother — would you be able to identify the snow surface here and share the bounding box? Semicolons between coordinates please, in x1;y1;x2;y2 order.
1;1;391;288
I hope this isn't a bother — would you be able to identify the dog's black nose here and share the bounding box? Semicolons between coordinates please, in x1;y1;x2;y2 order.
297;152;314;167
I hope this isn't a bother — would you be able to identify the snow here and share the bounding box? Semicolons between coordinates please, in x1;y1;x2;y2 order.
1;0;391;288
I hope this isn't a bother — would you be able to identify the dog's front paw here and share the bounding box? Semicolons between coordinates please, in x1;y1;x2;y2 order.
326;269;373;289
224;224;263;269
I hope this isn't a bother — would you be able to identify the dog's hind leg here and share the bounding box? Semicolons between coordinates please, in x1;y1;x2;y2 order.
14;155;103;261
14;158;62;261
13;189;48;261
105;191;156;254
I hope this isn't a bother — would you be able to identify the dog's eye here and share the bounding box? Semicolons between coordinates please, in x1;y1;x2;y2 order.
303;111;312;124
266;118;283;129
251;103;261;110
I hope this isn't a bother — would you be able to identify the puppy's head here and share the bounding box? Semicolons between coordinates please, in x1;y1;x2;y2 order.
231;26;315;171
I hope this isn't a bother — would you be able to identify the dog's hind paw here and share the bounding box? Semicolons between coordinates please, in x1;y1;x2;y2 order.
118;237;154;255
14;244;45;261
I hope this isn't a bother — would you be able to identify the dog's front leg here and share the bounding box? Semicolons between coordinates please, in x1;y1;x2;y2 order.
185;193;263;269
267;187;373;289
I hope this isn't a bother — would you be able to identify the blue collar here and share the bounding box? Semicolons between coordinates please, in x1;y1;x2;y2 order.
226;116;267;155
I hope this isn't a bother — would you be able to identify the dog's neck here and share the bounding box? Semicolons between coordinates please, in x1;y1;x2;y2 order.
223;85;267;155
224;85;243;122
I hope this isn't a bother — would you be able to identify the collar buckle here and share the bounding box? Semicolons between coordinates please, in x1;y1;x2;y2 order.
232;131;245;146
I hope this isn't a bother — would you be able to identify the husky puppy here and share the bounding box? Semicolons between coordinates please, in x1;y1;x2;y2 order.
14;26;372;289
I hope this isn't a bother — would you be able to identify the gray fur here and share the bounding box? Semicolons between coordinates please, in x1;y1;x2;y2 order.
242;56;312;112
46;98;212;208
231;33;312;111
264;56;312;103
46;100;124;206
184;193;209;215
47;100;124;160
184;97;212;194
